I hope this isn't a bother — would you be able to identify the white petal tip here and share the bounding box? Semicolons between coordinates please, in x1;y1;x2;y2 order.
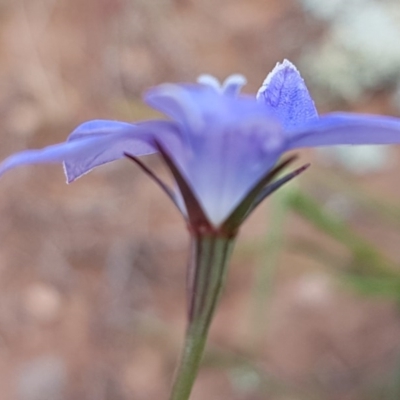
197;74;221;91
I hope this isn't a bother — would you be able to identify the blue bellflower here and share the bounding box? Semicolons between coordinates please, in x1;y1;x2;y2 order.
2;60;400;233
4;60;400;400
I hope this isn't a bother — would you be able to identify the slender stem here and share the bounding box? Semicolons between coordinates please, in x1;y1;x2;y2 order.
288;189;399;277
169;235;235;400
250;186;292;349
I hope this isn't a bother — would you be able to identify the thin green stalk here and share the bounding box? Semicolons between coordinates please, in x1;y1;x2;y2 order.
310;169;400;229
250;185;292;348
288;189;399;278
169;235;235;400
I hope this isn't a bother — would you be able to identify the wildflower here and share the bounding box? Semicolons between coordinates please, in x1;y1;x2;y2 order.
1;60;400;233
2;60;400;400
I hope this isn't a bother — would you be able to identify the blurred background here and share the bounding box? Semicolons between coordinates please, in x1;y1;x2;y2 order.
1;0;400;399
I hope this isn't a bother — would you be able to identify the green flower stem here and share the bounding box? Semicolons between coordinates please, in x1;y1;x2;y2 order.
250;185;292;349
169;234;235;400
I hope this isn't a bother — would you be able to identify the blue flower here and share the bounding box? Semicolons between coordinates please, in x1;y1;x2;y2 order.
2;60;400;231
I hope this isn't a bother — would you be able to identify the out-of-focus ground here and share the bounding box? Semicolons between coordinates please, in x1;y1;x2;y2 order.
1;0;400;399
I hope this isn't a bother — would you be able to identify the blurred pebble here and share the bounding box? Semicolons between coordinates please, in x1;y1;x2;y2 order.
23;284;62;323
294;274;333;308
323;193;355;221
17;355;67;400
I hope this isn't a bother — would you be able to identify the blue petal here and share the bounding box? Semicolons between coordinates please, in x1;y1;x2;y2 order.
149;86;285;225
287;112;400;149
182;118;284;225
145;78;251;137
257;59;318;130
145;84;205;133
0;120;157;182
64;120;157;182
